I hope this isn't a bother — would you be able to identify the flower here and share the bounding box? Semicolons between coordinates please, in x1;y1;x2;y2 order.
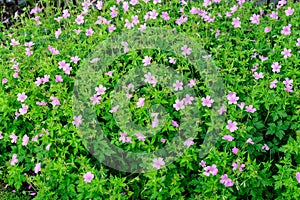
17;92;27;102
153;157;165;169
202;96;214;107
220;174;234;187
10;154;18;166
109;105;119;113
55;75;63;82
86;28;94;36
271;62;281;73
34;163;41;173
226;120;238;132
250;14;260;24
264;27;271;33
281;48;292;59
203;164;218;176
226;91;239;104
253;72;264;79
245;105;256;113
72;115;82;127
232;162;245;171
232;17;241;28
232;147;239;154
183;138;194;147
183;94;194;105
246;138;254;145
90;94;101;104
137;98;145;107
296;172;300;183
22;134;29;146
19;104;29;115
46;144;51;151
172;120;179;127
173;99;185;111
173;80;183;91
135;133;146;141
75;15;84;25
95;85;106;95
142;56;151;66
262;144;270;151
188;78;196;87
83;172;94;183
144;72;157;87
281;24;291;36
50;96;60;106
200;160;206;167
223;134;234;141
181;45;191;56
285;7;294;16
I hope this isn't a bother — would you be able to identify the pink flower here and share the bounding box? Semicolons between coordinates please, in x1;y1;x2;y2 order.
173;80;183;91
161;12;170;20
109;105;119;113
226;91;239;104
188;78;196;87
172;120;179;127
75;15;84;25
232;162;245;171
95;85;106;95
269;11;278;19
173;99;185;111
86;28;94;36
217;106;227;115
203;164;218;176
237;102;245;110
202;95;214;107
271;62;281;73
223;134;234;141
160;138;166;143
10;154;18;166
17;92;27;102
142;56;151;66
90;94;102;105
0;132;3;139
50;96;60;106
285;7;294;16
232;17;241;28
22;134;29;146
10;39;20;46
226;120;238;132
71;56;80;64
270;79;278;89
181;45;191;56
72;115;82;127
262;144;270;151
34;163;41;173
169;57;176;64
144;72;157;87
264;27;271;33
19;104;29;115
200;160;206;167
183;94;194;105
250;14;260;24
153;157;165;169
83;172;94;183
46;144;51;151
281;24;291;36
55;28;61;39
184;138;194;147
281;48;292;59
135;133;146;141
253;72;264;79
25;48;33;57
245;105;256;113
137;98;145;107
220;174;234;187
55;75;63;82
232;147;239;154
108;24;116;33
2;78;8;84
296;172;300;183
48;45;60;55
246;138;254;145
62;9;70;18
296;38;300;47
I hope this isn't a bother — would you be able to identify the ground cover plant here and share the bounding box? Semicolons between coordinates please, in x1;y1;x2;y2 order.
0;0;300;199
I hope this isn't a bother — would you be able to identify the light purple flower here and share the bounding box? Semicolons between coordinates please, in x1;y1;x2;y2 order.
281;48;292;59
173;80;183;91
153;157;165;169
202;96;214;107
226;120;238;132
245;105;256;113
181;45;191;56
72;115;82;127
34;163;41;173
271;62;281;73
223;134;234;141
83;172;94;183
10;154;18;166
226;91;239;104
296;172;300;183
22;134;29;146
173;99;185;111
17;92;27;102
220;174;234;187
246;138;254;145
183;138;194;147
137;98;145;108
135;133;146;141
203;164;218;176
